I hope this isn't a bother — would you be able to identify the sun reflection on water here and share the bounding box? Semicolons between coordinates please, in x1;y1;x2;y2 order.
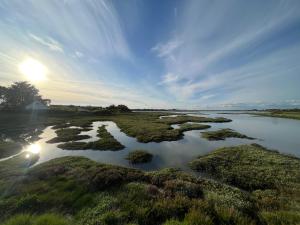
27;143;41;154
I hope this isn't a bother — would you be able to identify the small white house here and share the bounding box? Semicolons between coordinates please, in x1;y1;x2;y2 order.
26;100;48;111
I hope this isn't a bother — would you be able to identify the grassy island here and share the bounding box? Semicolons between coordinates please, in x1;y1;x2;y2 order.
57;125;124;151
47;128;91;143
178;123;211;132
126;150;153;164
201;128;255;140
249;109;300;120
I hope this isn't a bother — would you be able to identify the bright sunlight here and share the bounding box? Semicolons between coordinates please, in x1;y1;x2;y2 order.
27;143;41;154
18;58;48;82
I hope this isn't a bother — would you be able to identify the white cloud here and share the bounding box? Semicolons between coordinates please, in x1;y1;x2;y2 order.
159;73;180;84
74;51;84;58
152;39;183;58
29;33;64;53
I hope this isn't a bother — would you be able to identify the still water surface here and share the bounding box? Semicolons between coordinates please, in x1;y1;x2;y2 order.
3;112;300;171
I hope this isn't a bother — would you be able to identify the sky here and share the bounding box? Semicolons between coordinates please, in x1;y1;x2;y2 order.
0;0;300;109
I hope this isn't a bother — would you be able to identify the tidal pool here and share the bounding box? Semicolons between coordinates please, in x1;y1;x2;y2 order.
1;112;300;171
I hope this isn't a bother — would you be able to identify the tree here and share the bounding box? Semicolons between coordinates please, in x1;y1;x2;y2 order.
0;86;7;104
106;104;131;112
0;81;49;110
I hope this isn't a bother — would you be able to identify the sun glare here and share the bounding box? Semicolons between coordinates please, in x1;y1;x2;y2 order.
19;58;48;82
27;143;41;154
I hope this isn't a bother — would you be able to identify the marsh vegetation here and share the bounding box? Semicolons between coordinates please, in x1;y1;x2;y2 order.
0;103;300;225
201;128;255;141
126;150;153;164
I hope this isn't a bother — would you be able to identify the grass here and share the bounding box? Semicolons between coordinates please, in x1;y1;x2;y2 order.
47;128;91;143
160;116;232;125
189;143;300;190
57;125;124;150
189;144;300;225
0;153;265;225
201;128;254;140
178;123;211;132
126;150;153;164
2;213;70;225
250;110;300;120
0;140;22;158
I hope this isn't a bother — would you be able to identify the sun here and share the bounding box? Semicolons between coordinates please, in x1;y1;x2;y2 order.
19;58;48;82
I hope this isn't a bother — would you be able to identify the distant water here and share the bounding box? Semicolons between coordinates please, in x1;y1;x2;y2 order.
1;112;300;171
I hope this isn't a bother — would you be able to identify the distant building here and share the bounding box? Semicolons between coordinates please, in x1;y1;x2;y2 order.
25;100;48;110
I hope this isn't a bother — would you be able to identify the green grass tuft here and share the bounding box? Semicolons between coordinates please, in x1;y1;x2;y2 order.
201;128;254;140
126;150;153;164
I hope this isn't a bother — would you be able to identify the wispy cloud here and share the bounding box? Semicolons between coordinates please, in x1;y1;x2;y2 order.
29;33;64;53
152;39;183;58
153;0;300;106
0;0;299;109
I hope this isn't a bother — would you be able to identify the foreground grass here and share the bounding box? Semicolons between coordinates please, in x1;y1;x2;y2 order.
126;150;153;164
201;128;255;141
1;144;299;225
2;213;70;225
0;141;22;158
57;125;124;151
190;144;300;224
0;153;261;225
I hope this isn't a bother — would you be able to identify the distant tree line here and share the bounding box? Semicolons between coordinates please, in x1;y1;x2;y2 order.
0;81;50;111
50;104;131;114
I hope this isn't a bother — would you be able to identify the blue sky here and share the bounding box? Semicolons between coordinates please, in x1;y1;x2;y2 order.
0;0;300;109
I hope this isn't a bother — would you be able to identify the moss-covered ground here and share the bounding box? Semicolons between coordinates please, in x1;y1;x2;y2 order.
201;128;255;140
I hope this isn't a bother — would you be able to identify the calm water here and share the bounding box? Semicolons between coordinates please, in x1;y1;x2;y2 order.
2;112;300;171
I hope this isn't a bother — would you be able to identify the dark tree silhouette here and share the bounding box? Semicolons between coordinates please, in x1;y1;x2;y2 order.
0;81;49;110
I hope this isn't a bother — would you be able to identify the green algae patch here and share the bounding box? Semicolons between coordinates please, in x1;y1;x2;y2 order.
126;150;153;164
201;128;254;140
